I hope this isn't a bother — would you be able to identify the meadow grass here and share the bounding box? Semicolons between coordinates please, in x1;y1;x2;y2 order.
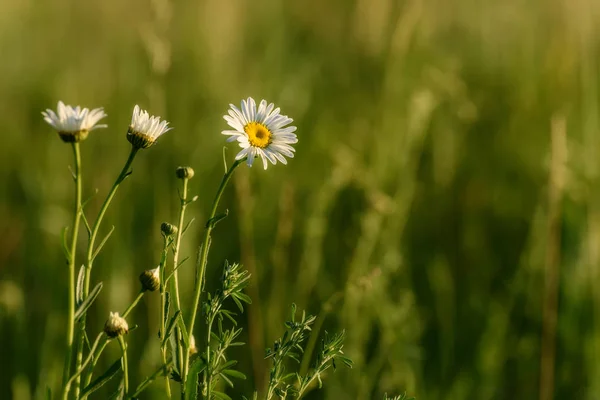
1;0;599;399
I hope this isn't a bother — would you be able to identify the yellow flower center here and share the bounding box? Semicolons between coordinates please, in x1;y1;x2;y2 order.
244;122;272;148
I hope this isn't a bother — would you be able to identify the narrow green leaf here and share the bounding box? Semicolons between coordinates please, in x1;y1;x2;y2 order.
212;391;233;400
221;369;246;380
46;387;52;400
76;265;85;306
81;211;92;237
184;357;206;400
182;218;195;235
161;310;181;347
220;372;235;388
75;282;103;321
80;358;121;398
91;225;115;262
163;291;171;328
61;227;71;261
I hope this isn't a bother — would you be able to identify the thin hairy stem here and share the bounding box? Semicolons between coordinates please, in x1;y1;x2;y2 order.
182;157;245;390
160;236;172;398
74;146;138;398
62;142;83;397
172;177;189;310
118;336;129;395
81;290;146;397
171;177;189;377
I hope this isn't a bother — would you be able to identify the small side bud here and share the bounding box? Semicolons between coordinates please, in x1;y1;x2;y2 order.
139;266;160;292
161;222;178;237
104;312;129;338
189;334;198;355
176;166;195;180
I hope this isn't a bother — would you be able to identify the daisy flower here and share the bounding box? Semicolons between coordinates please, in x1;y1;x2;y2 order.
42;101;107;143
222;97;298;169
127;105;173;149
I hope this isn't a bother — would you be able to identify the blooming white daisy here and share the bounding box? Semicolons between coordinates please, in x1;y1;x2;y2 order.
42;101;107;143
127;105;173;149
222;97;298;169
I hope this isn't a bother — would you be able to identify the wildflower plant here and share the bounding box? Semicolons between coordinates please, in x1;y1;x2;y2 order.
44;97;373;400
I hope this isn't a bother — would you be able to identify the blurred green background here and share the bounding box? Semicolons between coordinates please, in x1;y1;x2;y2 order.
1;0;599;398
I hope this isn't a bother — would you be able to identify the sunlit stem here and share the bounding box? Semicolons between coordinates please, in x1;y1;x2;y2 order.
74;146;139;398
80;291;146;399
172;176;189;310
172;176;189;376
182;157;246;388
62;142;83;398
160;235;172;398
118;336;129;395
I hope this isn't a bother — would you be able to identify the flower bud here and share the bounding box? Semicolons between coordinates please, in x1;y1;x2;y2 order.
104;312;129;338
161;222;178;237
139;266;160;292
176;166;195;180
189;334;198;355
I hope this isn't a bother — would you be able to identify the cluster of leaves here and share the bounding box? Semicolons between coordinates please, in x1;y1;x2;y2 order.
186;261;252;400
265;305;352;399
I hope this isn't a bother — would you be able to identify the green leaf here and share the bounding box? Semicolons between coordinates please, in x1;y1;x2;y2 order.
61;227;71;261
76;265;85;306
46;387;52;400
221;369;246;380
80;358;122;398
75;282;103;321
184;356;206;400
161;310;181;347
163;291;171;328
81;210;92;237
219;372;234;388
212;391;233;400
182;218;195;235
91;225;115;262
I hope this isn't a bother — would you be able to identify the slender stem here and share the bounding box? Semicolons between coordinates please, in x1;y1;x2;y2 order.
204;315;215;399
130;360;174;398
160;236;172;398
123;291;145;318
118;336;129;395
63;333;104;400
74;146;139;398
171;178;189;379
172;177;189;311
84;146;139;295
62;142;83;397
81;290;146;398
182;158;245;385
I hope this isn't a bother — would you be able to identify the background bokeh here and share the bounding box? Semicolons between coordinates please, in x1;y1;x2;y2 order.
1;0;600;399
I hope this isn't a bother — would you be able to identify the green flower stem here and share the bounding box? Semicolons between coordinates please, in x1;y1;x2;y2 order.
172;176;189;311
74;146;138;398
160;236;172;399
171;176;189;377
204;314;216;399
63;332;104;400
123;290;145;318
118;336;129;395
84;146;139;295
81;291;146;398
62;142;83;397
182;157;245;389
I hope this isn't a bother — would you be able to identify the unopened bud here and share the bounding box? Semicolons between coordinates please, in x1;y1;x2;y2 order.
161;222;178;237
104;312;129;338
139;266;160;292
189;334;198;355
176;166;195;180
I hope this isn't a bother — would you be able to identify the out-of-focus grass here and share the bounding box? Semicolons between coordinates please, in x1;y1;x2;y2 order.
1;0;600;399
